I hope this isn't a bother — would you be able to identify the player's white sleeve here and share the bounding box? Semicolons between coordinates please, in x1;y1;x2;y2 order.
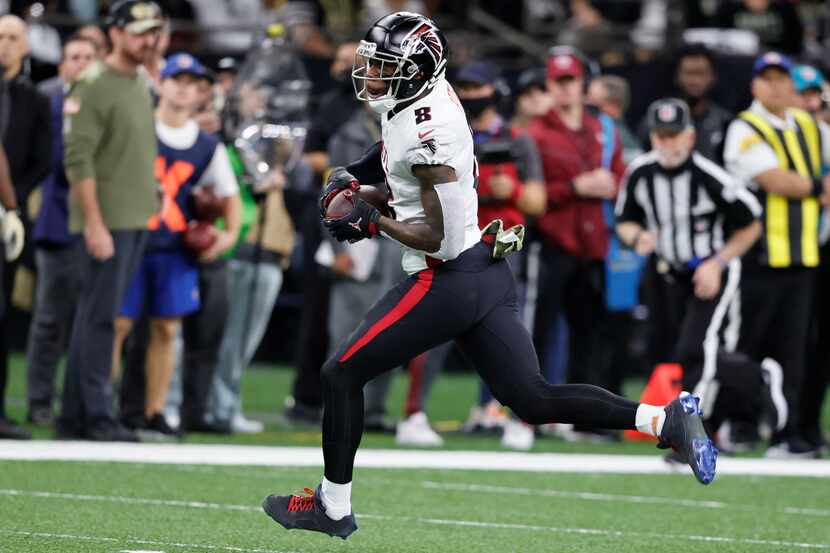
196;144;239;197
432;181;465;260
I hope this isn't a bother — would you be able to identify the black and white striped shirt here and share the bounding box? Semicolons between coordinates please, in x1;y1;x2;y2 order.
615;151;762;267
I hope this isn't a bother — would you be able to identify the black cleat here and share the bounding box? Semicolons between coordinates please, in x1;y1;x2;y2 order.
262;484;358;540
658;392;718;485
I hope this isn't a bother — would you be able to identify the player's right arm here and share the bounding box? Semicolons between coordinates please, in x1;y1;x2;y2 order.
376;164;459;256
64;79;113;260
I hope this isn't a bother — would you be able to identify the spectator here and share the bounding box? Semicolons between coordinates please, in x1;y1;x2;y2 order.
0;144;25;439
457;62;546;231
285;40;360;426
452;61;547;450
638;44;732;163
205;33;312;434
25;34;97;428
173;67;235;434
586;74;642;163
791;64;825;116
57;0;164;442
0;14;52;439
528;50;625;430
192;68;221;134
302;41;360;174
723;52;830;458
37;32;100;100
510;68;552;132
111;53;240;437
214;56;238;95
142;18;171;92
716;0;804;56
792;64;830;452
77;24;108;56
206;161;302;434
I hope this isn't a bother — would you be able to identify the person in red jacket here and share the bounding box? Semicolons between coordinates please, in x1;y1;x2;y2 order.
528;50;626;410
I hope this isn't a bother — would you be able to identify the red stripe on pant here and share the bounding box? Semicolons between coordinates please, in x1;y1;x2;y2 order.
405;351;428;417
338;269;435;363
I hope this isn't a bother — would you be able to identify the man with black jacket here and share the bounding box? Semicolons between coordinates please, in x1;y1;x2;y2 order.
638;44;732;163
0;15;51;439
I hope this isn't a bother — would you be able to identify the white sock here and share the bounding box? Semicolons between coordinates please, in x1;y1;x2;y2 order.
635;403;666;438
320;477;352;521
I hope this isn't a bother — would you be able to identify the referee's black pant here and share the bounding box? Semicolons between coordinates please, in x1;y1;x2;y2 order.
647;259;763;430
321;242;640;484
738;266;816;444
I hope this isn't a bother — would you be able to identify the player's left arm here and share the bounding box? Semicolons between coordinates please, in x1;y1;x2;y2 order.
376;164;463;257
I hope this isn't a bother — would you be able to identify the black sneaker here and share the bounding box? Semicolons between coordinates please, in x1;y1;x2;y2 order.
262;484;358;540
282;397;322;428
27;405;54;427
142;413;181;438
0;417;31;440
658;392;717;485
86;418;140;442
182;418;232;435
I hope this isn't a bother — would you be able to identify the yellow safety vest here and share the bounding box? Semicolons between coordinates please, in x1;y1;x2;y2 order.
739;108;821;268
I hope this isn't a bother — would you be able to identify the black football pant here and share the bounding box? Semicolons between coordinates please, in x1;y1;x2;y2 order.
321;242;639;483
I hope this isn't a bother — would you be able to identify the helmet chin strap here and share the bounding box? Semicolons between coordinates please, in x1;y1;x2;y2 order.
367;74;446;115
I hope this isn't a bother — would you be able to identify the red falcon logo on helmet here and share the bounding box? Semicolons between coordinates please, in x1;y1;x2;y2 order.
402;23;443;64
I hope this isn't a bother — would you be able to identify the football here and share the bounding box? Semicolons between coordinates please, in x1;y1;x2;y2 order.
183;220;217;253
325;185;391;220
190;185;227;223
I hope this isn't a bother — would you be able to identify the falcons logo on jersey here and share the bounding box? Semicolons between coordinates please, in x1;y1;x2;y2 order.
421;137;437;155
401;23;443;64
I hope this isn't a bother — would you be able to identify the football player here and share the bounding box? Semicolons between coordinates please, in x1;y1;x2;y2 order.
262;13;717;540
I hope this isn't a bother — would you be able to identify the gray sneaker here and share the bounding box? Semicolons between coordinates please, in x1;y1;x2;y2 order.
262;484;358;540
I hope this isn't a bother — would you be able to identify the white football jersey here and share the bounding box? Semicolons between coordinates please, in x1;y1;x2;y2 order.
380;79;480;274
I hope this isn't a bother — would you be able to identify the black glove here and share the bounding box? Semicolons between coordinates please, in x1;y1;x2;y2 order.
324;198;381;242
319;167;359;217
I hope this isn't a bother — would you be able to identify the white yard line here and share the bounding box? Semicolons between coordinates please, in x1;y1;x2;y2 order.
2;440;830;477
421;481;830;517
1;530;295;553
1;490;827;551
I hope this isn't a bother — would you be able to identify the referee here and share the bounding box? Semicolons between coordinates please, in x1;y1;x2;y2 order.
724;53;830;458
616;98;764;438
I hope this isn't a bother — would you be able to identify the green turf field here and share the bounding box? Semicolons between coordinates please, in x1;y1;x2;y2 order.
1;460;829;552
3;355;830;552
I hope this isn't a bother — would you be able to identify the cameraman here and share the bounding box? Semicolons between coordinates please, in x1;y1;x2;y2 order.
454;61;546;447
455;62;546;229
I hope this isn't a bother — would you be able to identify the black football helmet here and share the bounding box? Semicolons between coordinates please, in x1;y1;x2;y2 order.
352;12;449;114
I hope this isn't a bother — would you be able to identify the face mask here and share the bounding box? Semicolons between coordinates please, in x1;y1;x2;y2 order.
461;96;494;120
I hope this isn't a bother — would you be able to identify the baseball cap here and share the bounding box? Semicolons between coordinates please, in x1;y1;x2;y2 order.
753;52;794;77
517;68;546;94
647;98;692;133
161;53;209;81
547;53;583;81
108;0;164;34
792;64;824;93
455;61;498;86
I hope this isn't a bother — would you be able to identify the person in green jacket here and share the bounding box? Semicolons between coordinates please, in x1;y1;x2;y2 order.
57;0;164;443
